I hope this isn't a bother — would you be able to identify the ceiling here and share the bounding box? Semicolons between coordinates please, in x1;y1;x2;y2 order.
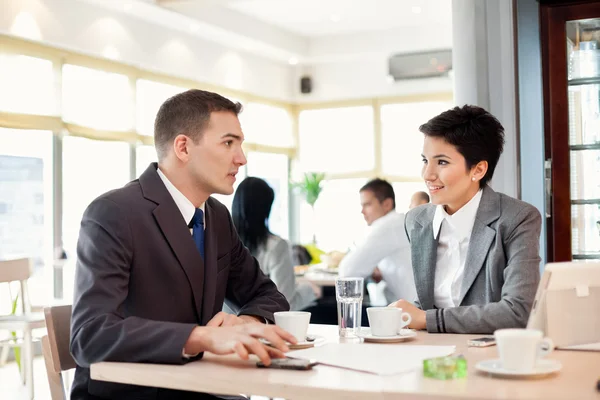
160;0;452;38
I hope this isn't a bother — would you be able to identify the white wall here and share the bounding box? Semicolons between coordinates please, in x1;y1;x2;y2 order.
0;0;294;101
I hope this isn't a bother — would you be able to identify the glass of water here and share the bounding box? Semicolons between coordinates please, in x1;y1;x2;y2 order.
335;277;364;337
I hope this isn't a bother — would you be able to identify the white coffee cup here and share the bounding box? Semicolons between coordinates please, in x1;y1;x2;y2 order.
274;311;311;342
494;328;554;372
367;307;412;337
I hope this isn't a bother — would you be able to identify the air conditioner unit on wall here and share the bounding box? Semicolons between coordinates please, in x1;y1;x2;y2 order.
388;49;452;80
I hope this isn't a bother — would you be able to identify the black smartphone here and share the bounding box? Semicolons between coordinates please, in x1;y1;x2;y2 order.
256;358;317;370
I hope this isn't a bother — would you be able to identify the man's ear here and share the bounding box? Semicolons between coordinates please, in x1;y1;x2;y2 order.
382;197;394;212
173;134;189;162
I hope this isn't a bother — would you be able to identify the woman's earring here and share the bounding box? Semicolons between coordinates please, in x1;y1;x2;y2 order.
471;177;476;181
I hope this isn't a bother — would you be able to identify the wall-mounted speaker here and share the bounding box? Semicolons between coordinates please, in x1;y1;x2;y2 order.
300;76;312;94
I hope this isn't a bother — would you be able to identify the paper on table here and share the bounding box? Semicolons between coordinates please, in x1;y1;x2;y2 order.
288;343;456;376
559;342;600;351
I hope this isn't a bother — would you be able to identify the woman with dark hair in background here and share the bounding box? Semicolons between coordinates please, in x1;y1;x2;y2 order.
233;177;319;311
391;105;542;334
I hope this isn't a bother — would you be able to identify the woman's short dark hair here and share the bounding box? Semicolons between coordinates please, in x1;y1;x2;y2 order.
154;89;243;160
232;177;274;255
419;105;505;187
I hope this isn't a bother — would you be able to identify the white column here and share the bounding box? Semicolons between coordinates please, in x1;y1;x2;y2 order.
452;0;519;198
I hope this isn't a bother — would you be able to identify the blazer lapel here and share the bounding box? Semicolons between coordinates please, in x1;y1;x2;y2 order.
411;207;437;310
140;163;205;323
458;186;501;305
200;200;218;325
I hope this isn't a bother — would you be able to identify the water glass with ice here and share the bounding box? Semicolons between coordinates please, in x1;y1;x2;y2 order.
335;277;364;337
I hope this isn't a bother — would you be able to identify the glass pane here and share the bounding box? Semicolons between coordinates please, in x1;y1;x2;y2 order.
381;102;452;177
300;178;368;252
0;128;54;306
136;79;187;137
392;181;429;214
0;54;56;115
571;204;600;256
246;152;289;239
240;103;294;148
567;18;600;260
136;145;158;177
63;64;133;130
62;137;130;301
299;107;374;174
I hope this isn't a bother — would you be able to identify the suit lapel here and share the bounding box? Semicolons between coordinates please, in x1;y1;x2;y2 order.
140;163;205;323
200;200;218;325
458;186;501;305
411;207;437;310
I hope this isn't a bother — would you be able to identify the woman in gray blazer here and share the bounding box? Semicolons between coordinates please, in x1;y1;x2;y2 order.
391;105;542;334
232;177;319;311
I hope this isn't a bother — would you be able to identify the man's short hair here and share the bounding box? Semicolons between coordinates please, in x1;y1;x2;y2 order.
415;191;430;203
360;178;396;209
419;105;505;187
154;89;243;160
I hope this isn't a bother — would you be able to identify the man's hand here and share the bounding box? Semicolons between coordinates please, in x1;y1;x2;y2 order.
388;299;426;330
206;312;263;327
184;324;297;366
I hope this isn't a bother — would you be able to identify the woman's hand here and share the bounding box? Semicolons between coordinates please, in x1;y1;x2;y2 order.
388;299;426;330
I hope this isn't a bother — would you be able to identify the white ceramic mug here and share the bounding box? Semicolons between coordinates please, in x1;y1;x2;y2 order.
367;307;412;337
274;311;311;342
494;328;554;372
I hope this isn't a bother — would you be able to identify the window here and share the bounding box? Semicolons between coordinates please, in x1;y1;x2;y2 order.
240;103;294;147
0;54;56;115
62;64;133;130
299;106;374;174
136;145;158;177
136;79;187;136
246;152;289;239
381;102;452;177
62;137;131;301
0;128;54;305
300;178;368;252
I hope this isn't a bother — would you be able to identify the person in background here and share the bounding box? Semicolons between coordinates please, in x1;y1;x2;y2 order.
233;177;320;311
338;178;416;304
409;191;430;209
391;105;541;334
70;89;294;400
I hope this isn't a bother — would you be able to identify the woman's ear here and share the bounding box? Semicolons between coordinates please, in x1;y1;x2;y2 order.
472;160;489;182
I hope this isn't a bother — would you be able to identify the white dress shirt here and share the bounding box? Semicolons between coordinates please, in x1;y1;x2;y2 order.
338;211;416;302
432;189;483;308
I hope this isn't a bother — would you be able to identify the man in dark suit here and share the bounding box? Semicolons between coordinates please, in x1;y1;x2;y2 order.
70;89;295;400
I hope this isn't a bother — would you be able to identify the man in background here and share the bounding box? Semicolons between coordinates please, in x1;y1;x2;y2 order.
338;178;416;305
409;191;430;209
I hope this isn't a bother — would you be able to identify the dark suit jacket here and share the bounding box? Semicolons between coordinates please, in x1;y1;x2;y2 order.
70;163;289;400
405;185;541;334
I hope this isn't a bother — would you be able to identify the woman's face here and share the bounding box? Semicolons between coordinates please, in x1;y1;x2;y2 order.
421;136;486;215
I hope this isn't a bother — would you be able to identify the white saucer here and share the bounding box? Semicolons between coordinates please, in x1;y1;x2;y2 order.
261;335;326;350
359;328;417;343
475;359;562;378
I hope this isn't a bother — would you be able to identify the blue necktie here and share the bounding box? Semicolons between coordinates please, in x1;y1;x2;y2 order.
191;208;205;260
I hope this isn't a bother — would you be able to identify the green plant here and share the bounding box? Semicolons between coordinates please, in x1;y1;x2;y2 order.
293;172;326;243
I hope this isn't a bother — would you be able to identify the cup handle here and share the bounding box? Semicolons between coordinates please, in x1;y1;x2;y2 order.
537;337;554;359
399;312;412;330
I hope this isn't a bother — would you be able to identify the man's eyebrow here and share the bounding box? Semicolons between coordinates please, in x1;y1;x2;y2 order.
221;133;243;141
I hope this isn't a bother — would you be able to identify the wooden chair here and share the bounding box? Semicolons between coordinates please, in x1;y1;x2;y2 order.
42;305;75;400
0;258;46;400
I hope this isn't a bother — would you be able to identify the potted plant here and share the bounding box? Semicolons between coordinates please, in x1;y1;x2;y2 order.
293;172;325;245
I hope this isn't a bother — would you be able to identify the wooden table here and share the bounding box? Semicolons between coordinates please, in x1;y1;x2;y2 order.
91;324;600;400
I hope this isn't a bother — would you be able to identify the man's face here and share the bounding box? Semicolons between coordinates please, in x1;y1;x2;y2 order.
186;111;247;196
360;190;389;226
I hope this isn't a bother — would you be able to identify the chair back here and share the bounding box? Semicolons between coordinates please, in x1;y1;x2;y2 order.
0;258;33;314
44;305;76;372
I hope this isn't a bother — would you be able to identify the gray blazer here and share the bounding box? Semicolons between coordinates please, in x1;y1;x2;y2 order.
405;185;541;334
